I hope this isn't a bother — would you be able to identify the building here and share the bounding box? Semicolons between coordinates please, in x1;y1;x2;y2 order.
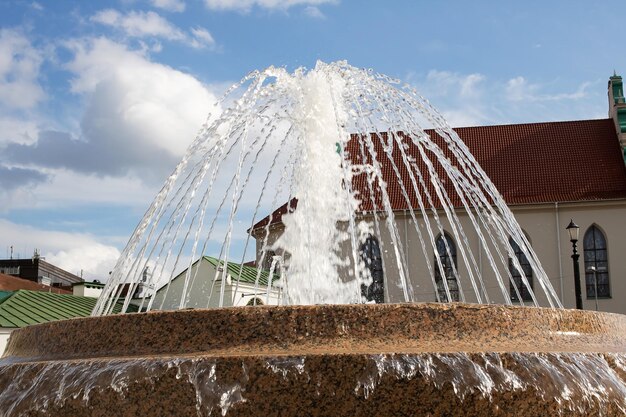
251;74;626;314
150;256;281;310
71;281;105;298
0;272;71;294
0;254;83;290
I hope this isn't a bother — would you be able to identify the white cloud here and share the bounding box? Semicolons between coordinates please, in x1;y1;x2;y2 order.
0;219;121;280
189;27;216;49
408;70;601;127
0;117;39;147
91;9;186;41
91;9;216;49
1;37;219;185
0;167;157;214
151;0;186;12
0;29;45;110
65;37;219;160
303;6;325;18
27;170;157;209
30;2;43;11
203;0;336;12
506;76;590;102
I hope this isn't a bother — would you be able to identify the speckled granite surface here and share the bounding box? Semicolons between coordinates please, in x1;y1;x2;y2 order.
4;303;626;360
1;303;626;416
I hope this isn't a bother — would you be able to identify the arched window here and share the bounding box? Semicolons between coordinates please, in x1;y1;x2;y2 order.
246;298;264;306
508;236;533;302
434;233;459;302
583;226;610;298
360;236;384;303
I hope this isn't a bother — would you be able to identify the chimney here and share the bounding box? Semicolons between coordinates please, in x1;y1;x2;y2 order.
608;72;626;162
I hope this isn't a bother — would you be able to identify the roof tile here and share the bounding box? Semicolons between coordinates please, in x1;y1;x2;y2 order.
253;118;626;229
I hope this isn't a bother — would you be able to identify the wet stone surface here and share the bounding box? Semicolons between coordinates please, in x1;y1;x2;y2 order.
1;303;626;416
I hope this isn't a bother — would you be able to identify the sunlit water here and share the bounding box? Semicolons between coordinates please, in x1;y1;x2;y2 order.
93;60;561;314
1;62;624;417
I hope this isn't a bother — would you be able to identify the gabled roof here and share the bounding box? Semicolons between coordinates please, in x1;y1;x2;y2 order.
0;272;71;294
252;118;626;230
155;256;279;295
203;256;279;287
0;290;134;328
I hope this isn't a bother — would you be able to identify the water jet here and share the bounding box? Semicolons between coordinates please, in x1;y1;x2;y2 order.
1;61;625;416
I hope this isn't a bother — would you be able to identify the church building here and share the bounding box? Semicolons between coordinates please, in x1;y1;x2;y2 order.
251;74;626;315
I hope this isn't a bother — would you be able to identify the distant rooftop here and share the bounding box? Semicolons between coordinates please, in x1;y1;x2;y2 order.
0;290;135;329
0;273;71;294
155;256;280;294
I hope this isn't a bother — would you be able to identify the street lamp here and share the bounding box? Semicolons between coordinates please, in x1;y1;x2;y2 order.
586;265;607;311
566;219;583;310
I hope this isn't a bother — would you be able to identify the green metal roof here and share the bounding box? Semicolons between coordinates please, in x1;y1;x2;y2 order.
154;256;280;295
0;290;135;328
203;256;279;287
0;291;12;304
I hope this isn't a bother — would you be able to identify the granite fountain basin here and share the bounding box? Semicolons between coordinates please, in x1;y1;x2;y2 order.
1;303;626;416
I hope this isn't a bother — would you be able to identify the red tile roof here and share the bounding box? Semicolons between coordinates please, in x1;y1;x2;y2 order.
0;273;72;294
441;118;626;205
252;118;626;230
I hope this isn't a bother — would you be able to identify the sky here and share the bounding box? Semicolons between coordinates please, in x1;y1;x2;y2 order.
1;0;625;280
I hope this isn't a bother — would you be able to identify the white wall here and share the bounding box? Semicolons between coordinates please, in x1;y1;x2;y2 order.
254;199;626;314
72;284;104;298
151;259;281;310
0;328;13;356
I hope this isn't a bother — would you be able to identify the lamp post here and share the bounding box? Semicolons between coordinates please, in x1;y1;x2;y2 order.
566;219;583;310
586;266;607;311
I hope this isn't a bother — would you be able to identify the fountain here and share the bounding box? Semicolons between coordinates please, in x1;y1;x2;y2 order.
1;61;626;416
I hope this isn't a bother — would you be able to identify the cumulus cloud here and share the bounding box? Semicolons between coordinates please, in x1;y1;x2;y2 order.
4;37;219;183
151;0;186;12
0;219;121;280
90;9;216;49
203;0;336;12
0;28;45;110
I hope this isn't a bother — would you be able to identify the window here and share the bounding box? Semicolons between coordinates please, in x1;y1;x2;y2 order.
508;236;533;302
583;226;610;298
360;236;384;303
0;266;20;275
434;233;459;302
246;298;264;306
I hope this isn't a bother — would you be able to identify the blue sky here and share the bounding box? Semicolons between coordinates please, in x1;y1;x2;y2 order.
1;0;625;279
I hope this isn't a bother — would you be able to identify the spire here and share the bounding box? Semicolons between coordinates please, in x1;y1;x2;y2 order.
608;72;626;163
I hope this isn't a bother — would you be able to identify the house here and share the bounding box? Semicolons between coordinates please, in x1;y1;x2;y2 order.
0;272;71;294
0;253;83;291
149;256;281;310
250;73;626;314
0;290;134;354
